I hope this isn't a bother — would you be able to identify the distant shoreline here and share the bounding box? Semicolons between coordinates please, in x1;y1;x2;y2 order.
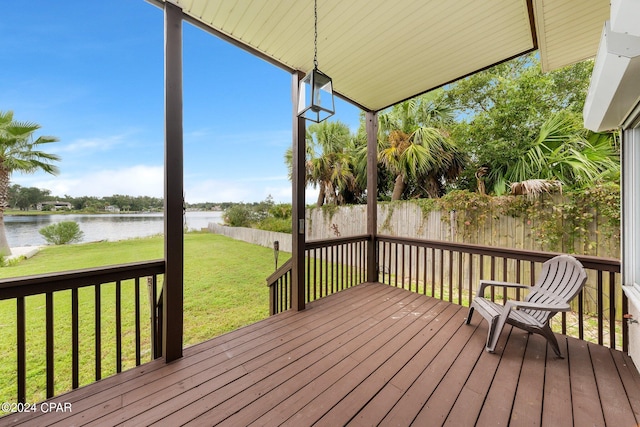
4;209;220;217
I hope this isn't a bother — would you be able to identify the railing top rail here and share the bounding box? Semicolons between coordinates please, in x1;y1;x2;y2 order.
377;234;620;273
0;259;166;300
305;234;371;250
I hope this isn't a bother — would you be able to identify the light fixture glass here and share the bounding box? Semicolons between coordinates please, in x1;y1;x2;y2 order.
297;0;335;122
298;68;334;122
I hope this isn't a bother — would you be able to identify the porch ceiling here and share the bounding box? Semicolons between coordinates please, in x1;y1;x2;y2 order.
157;0;609;112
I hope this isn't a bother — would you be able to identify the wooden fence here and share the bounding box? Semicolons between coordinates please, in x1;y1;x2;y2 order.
306;200;619;259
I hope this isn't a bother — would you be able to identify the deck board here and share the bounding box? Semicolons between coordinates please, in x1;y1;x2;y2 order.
3;282;640;427
567;337;606;427
509;332;546;427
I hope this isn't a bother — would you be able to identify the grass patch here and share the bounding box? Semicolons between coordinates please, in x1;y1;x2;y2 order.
0;233;290;404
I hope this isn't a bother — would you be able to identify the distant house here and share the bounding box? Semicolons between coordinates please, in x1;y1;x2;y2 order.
37;201;72;211
104;205;121;213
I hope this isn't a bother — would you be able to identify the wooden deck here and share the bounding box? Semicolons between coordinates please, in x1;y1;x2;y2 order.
4;282;640;426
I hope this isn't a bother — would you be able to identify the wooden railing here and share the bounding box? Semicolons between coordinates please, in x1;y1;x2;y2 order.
266;258;292;315
266;235;370;314
377;235;624;351
265;234;624;350
0;260;165;404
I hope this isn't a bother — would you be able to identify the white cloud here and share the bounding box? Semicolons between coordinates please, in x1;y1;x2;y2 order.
58;132;134;154
17;165;164;198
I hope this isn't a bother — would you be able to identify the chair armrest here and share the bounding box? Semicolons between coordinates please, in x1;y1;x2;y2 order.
476;280;530;298
505;300;571;312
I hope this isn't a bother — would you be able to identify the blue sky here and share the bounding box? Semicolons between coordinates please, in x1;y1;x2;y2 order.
2;0;362;204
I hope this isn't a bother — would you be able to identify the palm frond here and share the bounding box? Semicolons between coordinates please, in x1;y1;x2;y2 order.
510;179;562;198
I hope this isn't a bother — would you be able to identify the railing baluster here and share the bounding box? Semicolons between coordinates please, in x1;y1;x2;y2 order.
422;246;427;295
148;278;156;359
72;288;79;389
320;247;325;297
490;256;496;301
116;280;122;373
46;292;54;398
304;251;312;303
414;246;419;292
17;296;25;403
330;245;335;294
402;244;406;290
135;278;141;366
326;246;330;295
516;260;521;301
95;284;101;380
284;273;288;311
468;254;474;305
530;260;535;286
341;244;345;290
597;270;604;346
394;242;399;288
609;271;616;349
381;240;386;284
448;250;453;303
361;240;365;283
350;242;354;286
313;248;318;300
578;289;584;340
458;252;463;306
439;249;444;299
502;257;508;304
155;276;163;358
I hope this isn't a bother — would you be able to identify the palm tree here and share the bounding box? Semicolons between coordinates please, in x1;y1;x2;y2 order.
486;112;618;195
285;121;360;207
0;111;60;255
378;91;465;200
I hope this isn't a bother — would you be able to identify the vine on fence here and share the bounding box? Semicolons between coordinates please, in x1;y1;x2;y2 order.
308;184;620;256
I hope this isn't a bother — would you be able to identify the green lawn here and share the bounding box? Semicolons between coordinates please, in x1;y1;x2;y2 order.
0;233;290;404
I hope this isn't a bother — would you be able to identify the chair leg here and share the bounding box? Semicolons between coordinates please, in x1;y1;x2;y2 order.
486;309;510;353
540;324;563;358
465;306;474;325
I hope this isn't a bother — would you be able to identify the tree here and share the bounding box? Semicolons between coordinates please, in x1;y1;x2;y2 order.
286;121;361;207
9;185;51;210
0;111;60;255
377;90;465;200
486;112;618;194
445;54;615;195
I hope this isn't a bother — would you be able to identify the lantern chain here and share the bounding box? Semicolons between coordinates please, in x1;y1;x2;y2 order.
313;0;318;69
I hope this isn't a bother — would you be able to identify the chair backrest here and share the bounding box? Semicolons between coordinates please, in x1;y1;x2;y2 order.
524;254;588;323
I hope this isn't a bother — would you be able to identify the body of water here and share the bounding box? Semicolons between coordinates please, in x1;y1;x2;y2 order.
4;211;224;247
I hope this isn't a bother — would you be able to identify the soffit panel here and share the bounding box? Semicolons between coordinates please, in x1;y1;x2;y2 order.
534;0;610;71
166;0;609;111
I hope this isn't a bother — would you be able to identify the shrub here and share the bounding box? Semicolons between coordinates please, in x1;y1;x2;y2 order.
269;203;292;219
254;217;292;233
223;205;254;227
39;221;84;245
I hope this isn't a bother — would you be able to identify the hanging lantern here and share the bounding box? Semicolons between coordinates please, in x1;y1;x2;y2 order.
297;0;335;123
298;68;335;122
